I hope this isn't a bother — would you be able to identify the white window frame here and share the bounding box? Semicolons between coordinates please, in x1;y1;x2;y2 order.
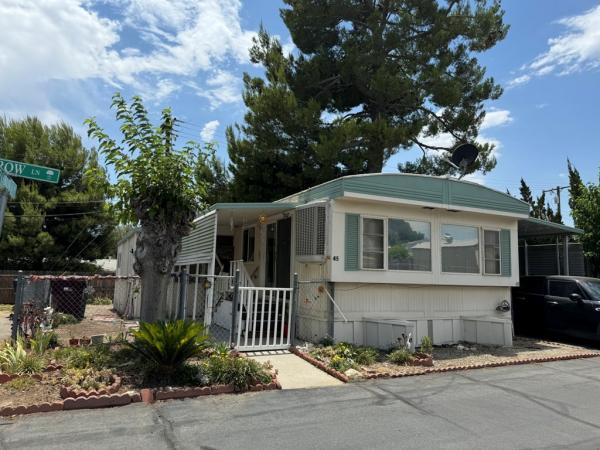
387;216;433;273
482;228;502;276
360;215;387;271
440;222;481;275
242;225;256;262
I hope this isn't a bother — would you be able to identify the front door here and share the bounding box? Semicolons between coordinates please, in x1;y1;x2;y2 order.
265;217;292;288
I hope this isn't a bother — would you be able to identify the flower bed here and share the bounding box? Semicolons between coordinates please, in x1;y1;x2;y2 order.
297;337;600;381
0;321;280;417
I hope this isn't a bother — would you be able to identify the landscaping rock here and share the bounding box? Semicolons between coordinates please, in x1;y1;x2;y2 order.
344;368;361;380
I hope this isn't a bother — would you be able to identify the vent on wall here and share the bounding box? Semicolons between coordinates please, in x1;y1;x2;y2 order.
295;205;326;261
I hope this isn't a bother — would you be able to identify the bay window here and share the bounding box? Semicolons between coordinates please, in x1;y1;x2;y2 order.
441;224;480;273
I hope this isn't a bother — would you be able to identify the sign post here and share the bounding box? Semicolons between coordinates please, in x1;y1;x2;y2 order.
0;169;17;235
0;158;60;184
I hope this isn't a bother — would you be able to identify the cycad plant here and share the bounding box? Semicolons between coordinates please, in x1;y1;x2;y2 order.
129;320;210;376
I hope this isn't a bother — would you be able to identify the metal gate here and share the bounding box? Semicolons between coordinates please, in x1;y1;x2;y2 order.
232;278;298;351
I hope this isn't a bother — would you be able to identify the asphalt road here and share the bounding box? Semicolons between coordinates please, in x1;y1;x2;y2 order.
3;357;600;450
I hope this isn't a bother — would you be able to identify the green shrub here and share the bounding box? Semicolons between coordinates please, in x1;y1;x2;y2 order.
0;337;44;375
420;336;433;355
52;313;79;327
388;348;413;365
204;354;272;390
87;296;113;305
62;367;114;391
5;377;36;391
319;335;335;346
329;354;356;372
29;330;58;355
129;320;210;375
55;345;112;370
354;347;379;366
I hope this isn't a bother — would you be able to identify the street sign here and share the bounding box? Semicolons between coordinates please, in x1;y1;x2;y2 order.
0;158;60;184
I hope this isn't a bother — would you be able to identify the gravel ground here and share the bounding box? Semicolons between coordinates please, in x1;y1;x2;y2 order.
0;373;63;408
361;337;600;377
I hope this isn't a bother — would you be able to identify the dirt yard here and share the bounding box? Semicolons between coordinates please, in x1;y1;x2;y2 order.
54;305;137;344
360;337;600;378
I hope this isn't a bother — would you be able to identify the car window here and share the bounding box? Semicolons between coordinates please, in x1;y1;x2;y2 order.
582;281;600;299
548;280;580;298
521;277;546;294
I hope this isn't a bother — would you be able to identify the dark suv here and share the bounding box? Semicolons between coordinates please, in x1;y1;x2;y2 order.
512;275;600;341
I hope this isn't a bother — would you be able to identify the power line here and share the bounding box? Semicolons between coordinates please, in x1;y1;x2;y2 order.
10;211;105;218
8;200;107;205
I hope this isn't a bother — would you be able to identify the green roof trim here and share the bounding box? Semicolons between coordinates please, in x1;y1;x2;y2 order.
277;173;530;216
208;202;297;211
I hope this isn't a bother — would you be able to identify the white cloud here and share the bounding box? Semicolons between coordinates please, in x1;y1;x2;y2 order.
195;70;242;109
200;120;220;141
509;5;600;87
481;109;513;130
0;0;254;118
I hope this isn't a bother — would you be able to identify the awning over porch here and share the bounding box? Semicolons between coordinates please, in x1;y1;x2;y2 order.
210;202;296;226
518;217;582;238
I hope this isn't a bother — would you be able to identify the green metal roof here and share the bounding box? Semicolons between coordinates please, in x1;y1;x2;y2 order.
209;202;296;211
518;217;583;237
277;173;530;216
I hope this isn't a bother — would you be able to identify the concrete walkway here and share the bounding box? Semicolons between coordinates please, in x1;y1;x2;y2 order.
247;350;344;389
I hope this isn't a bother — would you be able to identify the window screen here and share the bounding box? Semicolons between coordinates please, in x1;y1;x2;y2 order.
441;224;480;273
362;218;385;269
388;219;431;271
295;205;326;257
484;230;501;275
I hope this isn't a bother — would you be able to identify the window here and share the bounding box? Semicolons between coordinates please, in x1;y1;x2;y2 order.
388;219;431;271
549;280;581;298
441;224;480;273
483;230;501;275
362;218;385;269
296;205;326;257
242;227;255;262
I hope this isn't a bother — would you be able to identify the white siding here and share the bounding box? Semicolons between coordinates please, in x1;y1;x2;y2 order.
116;230;138;277
177;212;217;265
332;283;512;346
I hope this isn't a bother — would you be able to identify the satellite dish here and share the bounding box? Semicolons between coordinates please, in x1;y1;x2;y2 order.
450;143;479;175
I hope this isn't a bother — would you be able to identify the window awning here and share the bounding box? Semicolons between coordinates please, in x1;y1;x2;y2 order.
518;217;582;238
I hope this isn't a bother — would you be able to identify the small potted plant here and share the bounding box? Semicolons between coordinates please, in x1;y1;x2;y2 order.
68;333;79;347
412;336;434;367
79;335;91;346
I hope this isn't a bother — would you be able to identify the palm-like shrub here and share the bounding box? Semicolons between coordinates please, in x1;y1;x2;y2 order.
129;320;210;375
0;336;44;375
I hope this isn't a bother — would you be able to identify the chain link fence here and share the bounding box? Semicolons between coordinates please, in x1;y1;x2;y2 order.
11;275;136;342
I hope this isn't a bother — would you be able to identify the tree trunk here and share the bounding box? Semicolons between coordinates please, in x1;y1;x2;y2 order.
134;225;181;323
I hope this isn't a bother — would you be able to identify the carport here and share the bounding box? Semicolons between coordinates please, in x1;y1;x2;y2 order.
518;217;584;276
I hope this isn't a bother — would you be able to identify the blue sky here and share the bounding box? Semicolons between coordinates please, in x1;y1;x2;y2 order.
1;0;599;224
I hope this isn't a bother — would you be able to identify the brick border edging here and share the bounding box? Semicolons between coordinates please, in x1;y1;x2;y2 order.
0;377;282;417
0;364;62;385
60;375;122;399
289;346;349;383
361;352;600;380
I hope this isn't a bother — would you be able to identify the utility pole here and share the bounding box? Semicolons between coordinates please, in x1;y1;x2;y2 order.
542;185;569;219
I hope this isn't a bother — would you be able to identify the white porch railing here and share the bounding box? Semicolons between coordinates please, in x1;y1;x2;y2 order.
230;260;254;287
235;286;293;351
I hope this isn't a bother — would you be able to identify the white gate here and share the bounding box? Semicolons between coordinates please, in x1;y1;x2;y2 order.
234;286;294;351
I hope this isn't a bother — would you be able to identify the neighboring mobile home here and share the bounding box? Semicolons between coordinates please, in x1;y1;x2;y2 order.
117;173;582;350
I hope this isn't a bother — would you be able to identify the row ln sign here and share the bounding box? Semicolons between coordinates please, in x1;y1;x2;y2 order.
0;158;60;184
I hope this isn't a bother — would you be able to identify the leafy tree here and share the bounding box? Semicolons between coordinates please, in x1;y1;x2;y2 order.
196;145;232;205
569;162;599;276
283;0;508;174
86;94;208;322
0;117;115;271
